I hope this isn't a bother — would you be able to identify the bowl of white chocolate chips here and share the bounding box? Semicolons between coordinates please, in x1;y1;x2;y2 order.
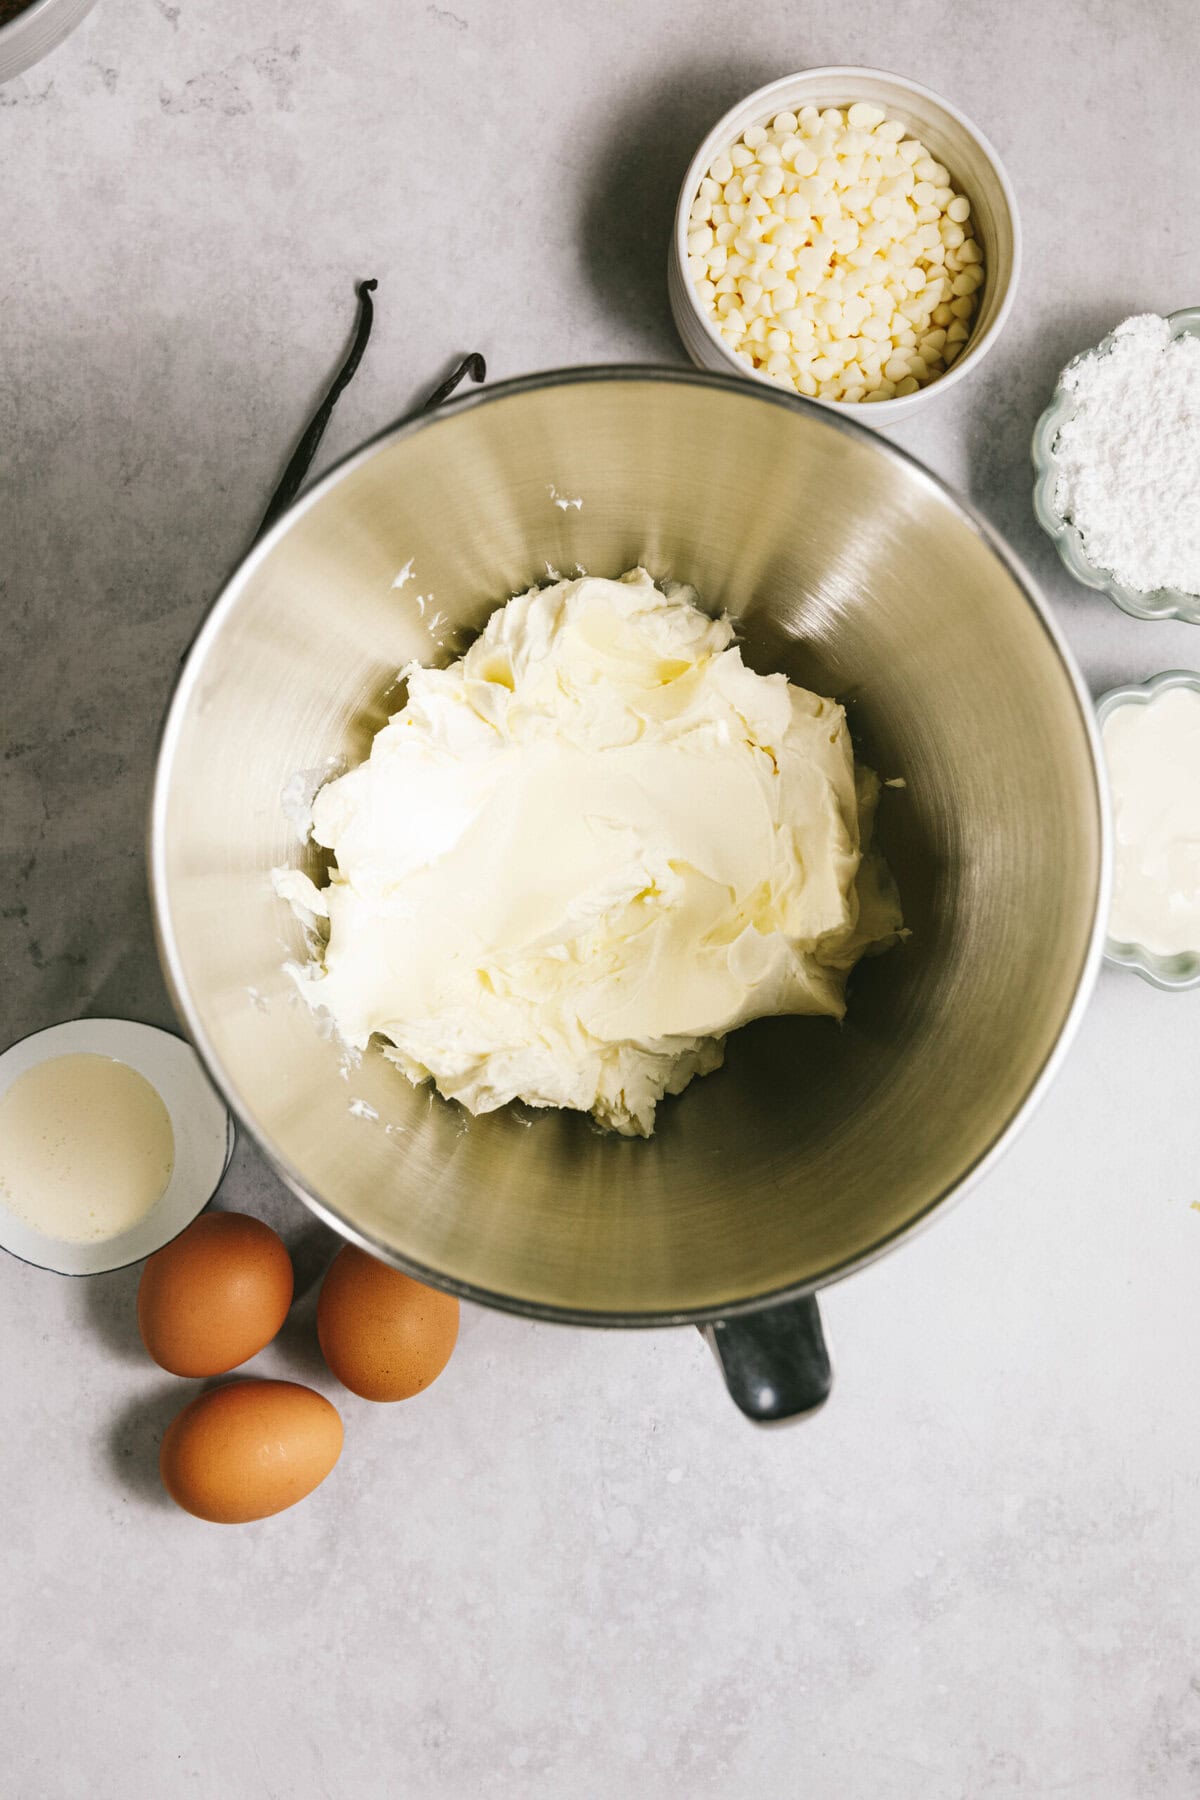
670;66;1020;423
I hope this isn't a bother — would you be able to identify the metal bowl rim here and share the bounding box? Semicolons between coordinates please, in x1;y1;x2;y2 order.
149;361;1111;1327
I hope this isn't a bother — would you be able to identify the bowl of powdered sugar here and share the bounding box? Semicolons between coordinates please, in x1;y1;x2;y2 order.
1033;309;1200;623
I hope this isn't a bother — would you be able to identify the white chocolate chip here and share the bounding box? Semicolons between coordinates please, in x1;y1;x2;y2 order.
689;101;981;402
847;101;886;129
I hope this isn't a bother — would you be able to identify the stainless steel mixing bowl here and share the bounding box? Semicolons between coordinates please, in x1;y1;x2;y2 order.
151;367;1109;1420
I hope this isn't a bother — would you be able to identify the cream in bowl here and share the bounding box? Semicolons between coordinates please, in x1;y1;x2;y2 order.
670;67;1020;423
274;569;905;1138
0;1052;175;1244
1098;671;1200;989
0;1019;233;1276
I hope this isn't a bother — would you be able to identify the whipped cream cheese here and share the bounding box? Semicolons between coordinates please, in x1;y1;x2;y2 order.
278;570;903;1135
1103;684;1200;955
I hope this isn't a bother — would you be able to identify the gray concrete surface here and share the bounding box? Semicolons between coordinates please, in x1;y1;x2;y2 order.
3;2;1200;1795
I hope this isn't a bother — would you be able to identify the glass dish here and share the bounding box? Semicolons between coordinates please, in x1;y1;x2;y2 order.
1096;669;1200;989
1032;307;1200;624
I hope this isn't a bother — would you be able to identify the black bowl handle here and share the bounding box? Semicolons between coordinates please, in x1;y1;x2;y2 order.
701;1294;831;1424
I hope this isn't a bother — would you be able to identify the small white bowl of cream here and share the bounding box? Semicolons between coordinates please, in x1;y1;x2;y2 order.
0;1018;232;1276
1097;671;1200;989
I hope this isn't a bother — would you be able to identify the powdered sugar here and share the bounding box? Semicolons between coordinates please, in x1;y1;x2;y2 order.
1052;313;1200;597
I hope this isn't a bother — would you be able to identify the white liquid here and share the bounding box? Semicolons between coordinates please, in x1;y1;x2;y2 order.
1103;686;1200;955
0;1053;175;1243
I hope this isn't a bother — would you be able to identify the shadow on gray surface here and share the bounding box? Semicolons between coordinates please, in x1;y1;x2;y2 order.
79;905;176;1031
272;1286;330;1385
286;1216;341;1300
106;1379;195;1511
964;298;1145;564
83;1259;150;1366
214;1134;343;1300
579;57;780;359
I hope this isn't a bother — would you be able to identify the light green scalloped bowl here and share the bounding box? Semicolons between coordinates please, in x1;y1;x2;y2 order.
1033;308;1200;624
1096;669;1200;989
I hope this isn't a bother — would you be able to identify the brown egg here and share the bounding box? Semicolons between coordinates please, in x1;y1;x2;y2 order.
317;1245;459;1401
138;1211;293;1377
160;1379;343;1523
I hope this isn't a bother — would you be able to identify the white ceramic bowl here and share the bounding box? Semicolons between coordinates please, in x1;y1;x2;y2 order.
669;66;1021;426
0;1018;233;1276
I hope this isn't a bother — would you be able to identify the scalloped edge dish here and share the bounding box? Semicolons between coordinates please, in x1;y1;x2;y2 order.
1096;670;1200;989
1033;307;1200;624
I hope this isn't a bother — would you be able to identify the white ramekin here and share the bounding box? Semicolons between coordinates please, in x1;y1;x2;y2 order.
0;1018;233;1276
1095;671;1200;991
669;66;1021;427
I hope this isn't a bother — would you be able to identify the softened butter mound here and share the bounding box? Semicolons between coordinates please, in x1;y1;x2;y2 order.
279;568;903;1137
